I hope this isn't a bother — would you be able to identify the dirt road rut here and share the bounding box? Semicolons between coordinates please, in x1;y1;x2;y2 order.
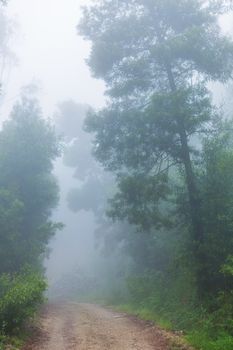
23;303;171;350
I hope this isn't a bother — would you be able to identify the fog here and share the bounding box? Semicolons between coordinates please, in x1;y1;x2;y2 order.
1;0;233;302
1;0;111;300
2;0;105;117
3;3;233;348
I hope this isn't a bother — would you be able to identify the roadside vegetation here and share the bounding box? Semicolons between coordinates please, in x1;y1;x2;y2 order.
74;1;233;349
0;2;62;348
0;94;61;348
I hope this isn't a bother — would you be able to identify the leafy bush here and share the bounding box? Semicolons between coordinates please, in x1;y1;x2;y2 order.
0;270;46;334
120;271;233;350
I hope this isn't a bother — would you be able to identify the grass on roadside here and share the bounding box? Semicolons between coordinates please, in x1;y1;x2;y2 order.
0;334;23;350
113;303;233;350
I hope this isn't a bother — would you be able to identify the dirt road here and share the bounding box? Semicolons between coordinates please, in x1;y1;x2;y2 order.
23;303;173;350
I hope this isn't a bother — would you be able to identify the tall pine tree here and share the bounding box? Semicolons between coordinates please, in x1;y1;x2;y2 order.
79;0;233;295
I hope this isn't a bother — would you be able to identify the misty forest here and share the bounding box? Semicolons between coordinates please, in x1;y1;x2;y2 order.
1;1;233;350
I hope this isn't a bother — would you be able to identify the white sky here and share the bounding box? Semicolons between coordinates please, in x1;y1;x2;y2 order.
1;2;233;120
1;0;105;119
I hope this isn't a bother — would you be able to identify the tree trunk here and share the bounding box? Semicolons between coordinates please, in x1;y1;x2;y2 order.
164;60;205;297
165;64;204;243
154;24;204;248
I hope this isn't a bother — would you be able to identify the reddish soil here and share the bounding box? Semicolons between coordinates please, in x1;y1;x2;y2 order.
22;303;176;350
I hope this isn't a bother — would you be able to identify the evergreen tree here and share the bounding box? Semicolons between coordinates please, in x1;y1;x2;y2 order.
79;0;233;295
0;96;61;273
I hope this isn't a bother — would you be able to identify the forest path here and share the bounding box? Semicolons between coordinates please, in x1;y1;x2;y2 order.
22;303;171;350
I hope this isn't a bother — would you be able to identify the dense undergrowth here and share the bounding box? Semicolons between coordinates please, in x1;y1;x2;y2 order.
106;274;233;350
0;270;46;349
0;270;46;334
75;274;233;350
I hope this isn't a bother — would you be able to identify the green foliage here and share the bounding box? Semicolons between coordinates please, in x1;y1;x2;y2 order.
108;174;172;230
0;270;46;334
85;86;213;174
80;0;233;92
115;273;233;350
126;268;199;329
0;96;61;273
0;190;24;273
81;0;233;299
198;124;233;294
0;95;61;339
186;331;233;350
79;1;233;349
0;335;23;350
221;256;233;277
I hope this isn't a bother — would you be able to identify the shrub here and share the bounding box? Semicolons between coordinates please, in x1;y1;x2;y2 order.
0;270;46;334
